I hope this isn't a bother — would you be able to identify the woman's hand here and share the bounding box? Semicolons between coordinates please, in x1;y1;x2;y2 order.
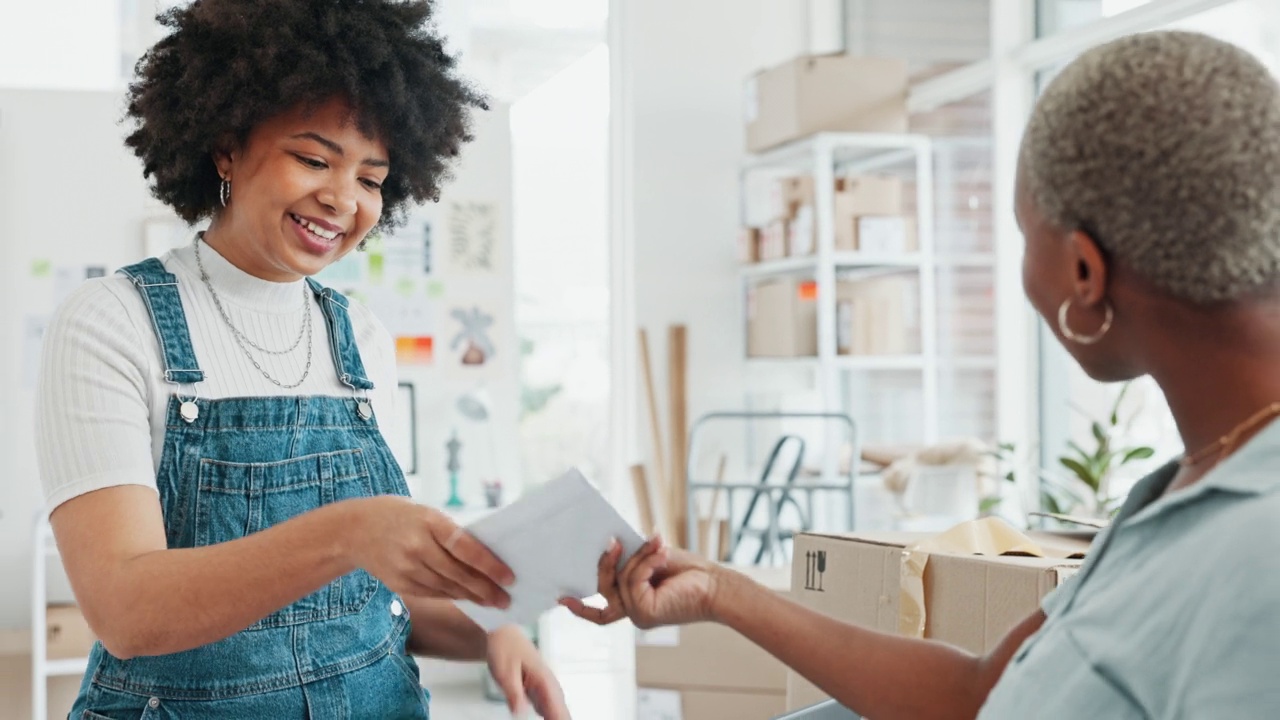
487;625;570;719
560;536;722;629
345;496;513;607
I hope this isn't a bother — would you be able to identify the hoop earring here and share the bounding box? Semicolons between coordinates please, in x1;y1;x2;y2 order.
1058;297;1113;345
220;179;231;208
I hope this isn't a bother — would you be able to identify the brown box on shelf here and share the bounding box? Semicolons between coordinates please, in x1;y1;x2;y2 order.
46;604;96;661
852;216;918;254
746;54;909;153
637;565;790;720
747;278;818;357
759;220;789;262
836;177;904;250
785;175;904;253
738;227;761;264
784;531;1087;711
836;273;921;356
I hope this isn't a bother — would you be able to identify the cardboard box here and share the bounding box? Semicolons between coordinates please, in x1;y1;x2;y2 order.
637;687;787;720
46;604;96;661
0;653;84;720
746;54;909;153
747;279;818;357
835;273;921;355
778;176;904;254
760;220;789;262
637;566;790;719
853;216;918;254
784;531;1086;710
738;227;761;264
835;178;904;250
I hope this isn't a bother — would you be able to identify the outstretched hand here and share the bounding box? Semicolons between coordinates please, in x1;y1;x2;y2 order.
559;536;721;629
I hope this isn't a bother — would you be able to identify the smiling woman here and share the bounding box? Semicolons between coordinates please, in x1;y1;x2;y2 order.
32;1;569;719
203;98;390;281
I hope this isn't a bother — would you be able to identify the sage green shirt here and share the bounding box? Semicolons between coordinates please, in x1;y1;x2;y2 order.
979;420;1280;719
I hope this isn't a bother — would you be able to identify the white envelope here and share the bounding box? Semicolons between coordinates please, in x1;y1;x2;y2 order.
455;467;647;631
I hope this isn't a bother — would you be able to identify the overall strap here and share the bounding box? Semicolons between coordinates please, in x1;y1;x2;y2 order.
306;278;375;391
117;258;205;385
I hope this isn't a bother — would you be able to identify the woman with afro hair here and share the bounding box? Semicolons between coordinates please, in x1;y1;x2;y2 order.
34;1;569;718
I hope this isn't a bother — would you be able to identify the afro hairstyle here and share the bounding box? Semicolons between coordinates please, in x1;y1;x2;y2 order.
124;0;486;231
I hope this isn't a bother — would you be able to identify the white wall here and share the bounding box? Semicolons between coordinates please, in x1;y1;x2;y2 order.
613;0;815;517
0;89;516;630
0;0;123;91
0;89;154;628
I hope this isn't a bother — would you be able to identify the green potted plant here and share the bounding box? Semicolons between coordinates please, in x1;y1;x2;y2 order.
981;382;1156;524
1048;382;1156;518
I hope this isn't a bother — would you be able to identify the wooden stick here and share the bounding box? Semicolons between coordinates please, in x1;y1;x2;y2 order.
668;324;689;549
630;464;657;536
717;519;732;562
638;329;673;539
697;454;729;554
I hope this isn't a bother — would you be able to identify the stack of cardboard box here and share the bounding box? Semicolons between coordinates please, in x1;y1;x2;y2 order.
636;565;791;720
739;175;914;264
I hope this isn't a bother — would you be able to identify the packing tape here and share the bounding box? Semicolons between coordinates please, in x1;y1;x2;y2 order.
897;517;1048;639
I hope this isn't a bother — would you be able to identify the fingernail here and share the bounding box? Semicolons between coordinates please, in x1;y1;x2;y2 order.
609;537;620;551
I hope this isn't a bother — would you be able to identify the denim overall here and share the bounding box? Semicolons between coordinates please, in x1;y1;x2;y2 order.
69;259;429;719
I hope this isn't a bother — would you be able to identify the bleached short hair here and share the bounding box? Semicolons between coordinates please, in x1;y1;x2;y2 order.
1019;31;1280;304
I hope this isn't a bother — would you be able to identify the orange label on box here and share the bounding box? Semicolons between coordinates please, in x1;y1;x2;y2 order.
798;281;818;301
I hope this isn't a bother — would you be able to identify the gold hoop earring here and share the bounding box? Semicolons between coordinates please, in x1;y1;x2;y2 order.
1058;297;1113;345
220;178;231;208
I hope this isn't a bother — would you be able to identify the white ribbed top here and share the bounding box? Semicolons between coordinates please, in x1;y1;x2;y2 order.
35;240;398;512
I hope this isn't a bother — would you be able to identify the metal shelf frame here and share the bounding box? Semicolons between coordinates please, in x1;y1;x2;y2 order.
740;132;940;445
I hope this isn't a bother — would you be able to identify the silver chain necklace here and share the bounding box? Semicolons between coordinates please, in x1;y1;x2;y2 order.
194;235;314;389
194;235;309;355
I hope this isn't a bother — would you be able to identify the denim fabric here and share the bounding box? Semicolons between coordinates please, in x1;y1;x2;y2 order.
70;260;428;719
116;259;205;386
306;279;374;392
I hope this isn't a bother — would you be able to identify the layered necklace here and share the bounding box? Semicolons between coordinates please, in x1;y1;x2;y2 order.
194;235;314;389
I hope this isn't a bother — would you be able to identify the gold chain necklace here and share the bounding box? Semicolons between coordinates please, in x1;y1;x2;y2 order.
1179;401;1280;467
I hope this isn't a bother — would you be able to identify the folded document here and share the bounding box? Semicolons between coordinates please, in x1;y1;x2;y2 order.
455;467;647;631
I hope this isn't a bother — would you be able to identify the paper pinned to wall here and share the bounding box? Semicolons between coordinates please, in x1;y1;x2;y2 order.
448;201;499;272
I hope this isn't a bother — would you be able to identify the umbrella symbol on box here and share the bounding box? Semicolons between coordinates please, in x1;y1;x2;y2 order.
450;306;495;365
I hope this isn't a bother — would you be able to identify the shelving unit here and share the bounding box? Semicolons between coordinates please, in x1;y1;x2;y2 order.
31;512;89;720
740;132;958;446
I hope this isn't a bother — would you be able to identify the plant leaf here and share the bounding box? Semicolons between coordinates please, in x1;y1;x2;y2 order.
1123;446;1155;463
1092;421;1107;445
1059;457;1094;486
979;496;1003;514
